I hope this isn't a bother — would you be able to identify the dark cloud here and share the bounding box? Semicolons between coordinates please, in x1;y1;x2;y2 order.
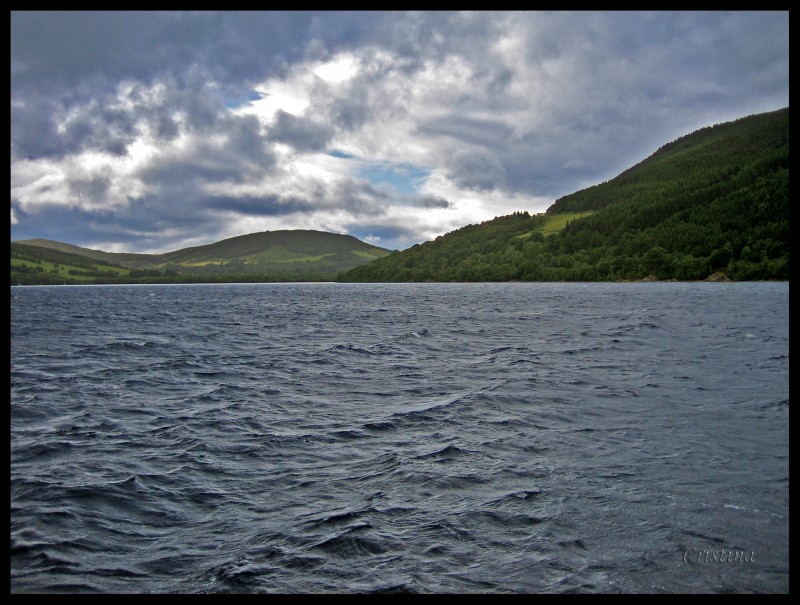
330;179;390;215
306;11;389;56
152;112;181;141
137;113;276;190
10;97;67;159
68;175;114;201
330;97;372;133
204;194;316;217
11;69;230;159
356;11;506;68
10;11;789;252
110;194;216;234
225;115;275;166
415;195;451;210
140;160;244;190
486;68;515;96
421;115;515;150
445;148;507;193
10;12;317;94
62;100;140;156
10;12;330;159
11;204;115;246
269;110;335;152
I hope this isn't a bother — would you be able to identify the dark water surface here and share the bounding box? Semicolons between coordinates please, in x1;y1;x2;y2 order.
10;282;789;593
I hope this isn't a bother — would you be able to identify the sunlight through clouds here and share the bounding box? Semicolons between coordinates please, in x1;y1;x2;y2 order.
10;11;789;252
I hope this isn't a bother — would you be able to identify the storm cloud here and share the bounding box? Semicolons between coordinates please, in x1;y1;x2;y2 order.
11;11;789;252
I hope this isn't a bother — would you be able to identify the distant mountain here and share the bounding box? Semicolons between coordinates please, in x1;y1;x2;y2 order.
338;107;789;282
11;230;391;285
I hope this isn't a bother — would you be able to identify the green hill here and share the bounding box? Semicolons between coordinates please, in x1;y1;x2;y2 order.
11;230;391;285
10;241;133;284
11;238;155;265
337;107;789;282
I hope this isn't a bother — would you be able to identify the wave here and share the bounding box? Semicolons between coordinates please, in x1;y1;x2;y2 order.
390;389;476;417
484;488;544;506
10;282;789;594
310;525;391;557
413;444;469;462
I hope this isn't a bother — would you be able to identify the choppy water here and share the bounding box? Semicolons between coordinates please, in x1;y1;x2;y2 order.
10;282;789;593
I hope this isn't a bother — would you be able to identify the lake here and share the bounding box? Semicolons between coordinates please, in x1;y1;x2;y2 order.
10;282;789;593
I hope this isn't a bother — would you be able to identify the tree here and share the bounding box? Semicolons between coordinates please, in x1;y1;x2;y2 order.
643;246;670;277
708;242;733;271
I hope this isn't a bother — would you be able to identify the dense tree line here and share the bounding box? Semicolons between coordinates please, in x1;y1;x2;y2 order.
338;108;789;282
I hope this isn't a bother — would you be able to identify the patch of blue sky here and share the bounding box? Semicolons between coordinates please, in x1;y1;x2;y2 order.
348;227;401;250
223;89;265;109
328;149;355;159
326;150;431;196
357;162;431;195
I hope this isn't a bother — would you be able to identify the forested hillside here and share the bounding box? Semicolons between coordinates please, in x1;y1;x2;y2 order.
338;108;789;282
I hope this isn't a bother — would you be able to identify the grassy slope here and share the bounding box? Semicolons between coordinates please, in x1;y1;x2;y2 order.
521;211;596;238
12;230;391;284
11;242;131;284
15;238;156;264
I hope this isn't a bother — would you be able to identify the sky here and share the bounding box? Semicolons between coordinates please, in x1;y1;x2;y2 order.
10;11;789;253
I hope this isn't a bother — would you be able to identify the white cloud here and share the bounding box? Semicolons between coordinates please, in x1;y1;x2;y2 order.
311;52;360;84
236;83;311;122
10;11;789;252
